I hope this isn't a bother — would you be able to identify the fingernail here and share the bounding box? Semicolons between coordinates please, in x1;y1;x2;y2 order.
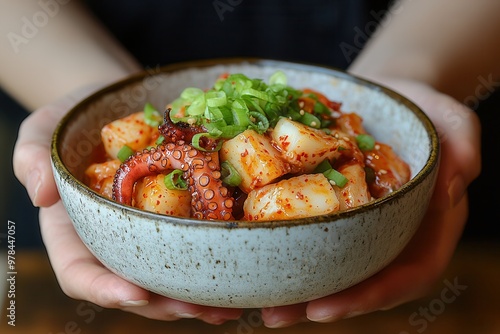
266;320;290;328
342;310;365;319
27;170;41;207
119;300;149;307
307;313;340;323
448;175;466;208
175;312;203;319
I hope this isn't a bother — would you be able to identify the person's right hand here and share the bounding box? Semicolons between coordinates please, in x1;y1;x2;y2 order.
13;89;244;324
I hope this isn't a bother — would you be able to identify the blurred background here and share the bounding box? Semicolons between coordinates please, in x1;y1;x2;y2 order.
1;0;499;333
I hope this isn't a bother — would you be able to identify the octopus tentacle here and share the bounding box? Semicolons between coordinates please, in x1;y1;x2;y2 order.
159;109;221;151
112;141;234;221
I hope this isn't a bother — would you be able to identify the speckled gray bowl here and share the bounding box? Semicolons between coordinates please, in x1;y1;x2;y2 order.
51;58;439;308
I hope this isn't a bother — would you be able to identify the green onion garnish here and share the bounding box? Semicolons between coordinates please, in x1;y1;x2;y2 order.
169;71;334;142
323;168;348;188
221;161;242;187
144;103;162;127
191;132;223;152
356;134;376;151
164;169;188;191
155;135;165;145
299;112;321;129
117;145;135;162
313;159;333;174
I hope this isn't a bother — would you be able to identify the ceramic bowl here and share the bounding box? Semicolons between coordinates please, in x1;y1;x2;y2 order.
51;58;439;308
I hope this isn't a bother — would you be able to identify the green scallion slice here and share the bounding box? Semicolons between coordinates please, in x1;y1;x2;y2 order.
144;103;162;127
191;132;223;152
155;135;165;145
117;145;135;162
323;168;348;188
299;112;321;129
356;134;376;151
269;70;287;86
313;159;333;174
221;161;242;187
164;169;188;191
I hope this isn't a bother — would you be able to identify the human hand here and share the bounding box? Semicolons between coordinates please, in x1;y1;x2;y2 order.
260;78;481;327
13;89;243;324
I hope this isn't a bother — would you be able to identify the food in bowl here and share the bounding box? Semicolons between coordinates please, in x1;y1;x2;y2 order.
51;59;439;307
84;71;411;221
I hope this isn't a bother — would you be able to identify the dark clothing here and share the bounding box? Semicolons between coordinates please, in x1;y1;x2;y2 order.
85;0;390;69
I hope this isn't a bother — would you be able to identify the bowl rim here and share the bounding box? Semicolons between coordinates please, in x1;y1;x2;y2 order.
51;57;440;229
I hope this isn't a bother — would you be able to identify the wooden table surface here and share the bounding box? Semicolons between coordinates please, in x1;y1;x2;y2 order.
1;239;499;334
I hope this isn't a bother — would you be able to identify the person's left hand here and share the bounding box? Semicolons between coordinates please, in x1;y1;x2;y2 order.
13;87;244;324
260;77;481;328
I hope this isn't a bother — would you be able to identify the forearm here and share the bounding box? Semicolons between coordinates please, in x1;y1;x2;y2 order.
0;0;142;110
349;0;500;101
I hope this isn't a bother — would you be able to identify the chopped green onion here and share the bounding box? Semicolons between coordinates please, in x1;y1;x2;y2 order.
181;87;204;101
167;71;339;146
144;103;162;127
186;95;206;116
117;145;135;162
269;70;287;86
205;90;227;108
313;159;333;174
221;161;242;187
155;135;165;145
164;169;188;191
356;134;376;151
231;99;251;126
313;101;330;115
299;112;321;129
241;88;271;101
249;111;270;133
323;168;348;188
191;132;223;152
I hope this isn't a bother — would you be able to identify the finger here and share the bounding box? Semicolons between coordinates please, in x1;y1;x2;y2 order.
13;105;67;207
305;196;469;323
124;296;243;324
261;303;308;328
380;79;482;210
40;202;150;306
416;92;481;210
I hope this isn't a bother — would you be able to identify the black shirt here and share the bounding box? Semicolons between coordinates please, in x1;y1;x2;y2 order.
85;0;391;69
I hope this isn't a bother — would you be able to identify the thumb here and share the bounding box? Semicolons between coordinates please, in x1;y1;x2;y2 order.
13;84;103;207
13;104;67;207
416;91;481;211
